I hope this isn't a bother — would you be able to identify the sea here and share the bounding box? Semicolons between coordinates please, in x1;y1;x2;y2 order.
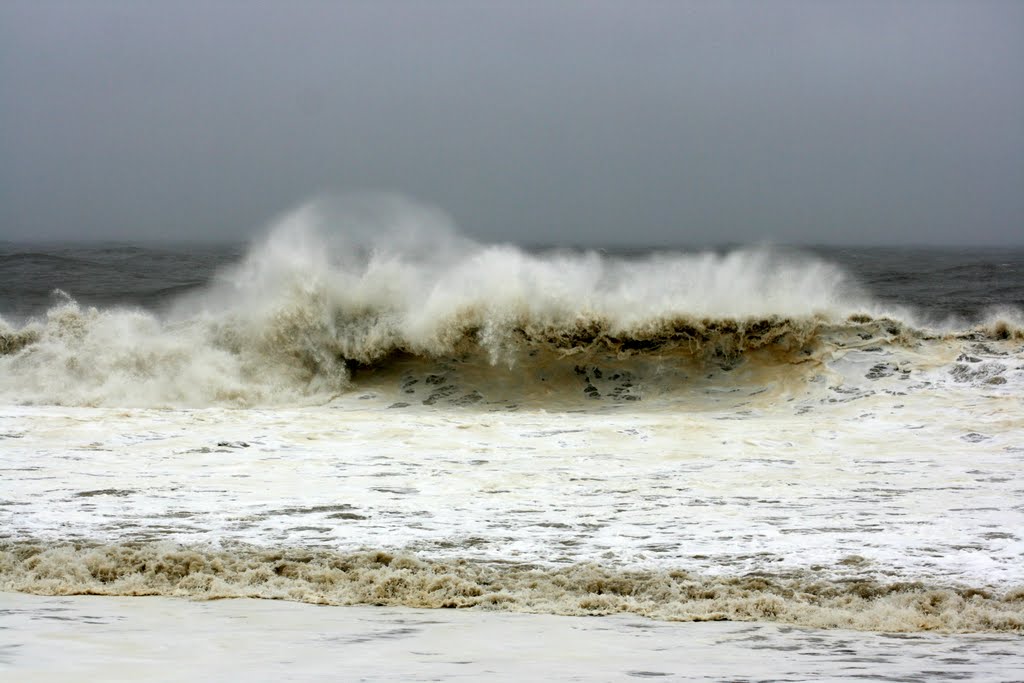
2;201;1023;680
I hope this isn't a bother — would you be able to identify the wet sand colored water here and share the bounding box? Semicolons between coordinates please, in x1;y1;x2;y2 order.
3;593;1023;682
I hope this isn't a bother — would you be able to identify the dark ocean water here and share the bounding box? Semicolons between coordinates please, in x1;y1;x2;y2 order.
0;243;242;320
2;242;1023;323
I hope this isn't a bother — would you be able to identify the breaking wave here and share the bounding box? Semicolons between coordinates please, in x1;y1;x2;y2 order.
1;196;1021;407
2;541;1021;633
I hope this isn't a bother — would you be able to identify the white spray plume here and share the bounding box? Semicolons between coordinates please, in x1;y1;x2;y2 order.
0;194;916;407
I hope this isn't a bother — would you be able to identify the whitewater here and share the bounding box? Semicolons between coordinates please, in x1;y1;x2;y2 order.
2;197;1023;679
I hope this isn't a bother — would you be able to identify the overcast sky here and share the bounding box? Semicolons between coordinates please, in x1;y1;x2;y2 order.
1;0;1022;246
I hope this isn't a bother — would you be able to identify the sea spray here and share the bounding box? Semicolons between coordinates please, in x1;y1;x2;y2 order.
0;196;1020;407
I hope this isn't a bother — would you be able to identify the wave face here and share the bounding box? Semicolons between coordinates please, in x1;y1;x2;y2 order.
2;196;1020;408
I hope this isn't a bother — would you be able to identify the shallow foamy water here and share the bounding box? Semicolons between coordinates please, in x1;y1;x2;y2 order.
3;355;1023;633
3;592;1023;682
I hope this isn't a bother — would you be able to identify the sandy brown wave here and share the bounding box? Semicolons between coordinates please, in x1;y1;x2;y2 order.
2;542;1021;634
0;328;39;356
2;302;1020;408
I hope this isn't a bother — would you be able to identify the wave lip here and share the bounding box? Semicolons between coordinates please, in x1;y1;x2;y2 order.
2;542;1022;634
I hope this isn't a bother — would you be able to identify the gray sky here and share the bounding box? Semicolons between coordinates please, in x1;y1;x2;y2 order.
1;0;1022;246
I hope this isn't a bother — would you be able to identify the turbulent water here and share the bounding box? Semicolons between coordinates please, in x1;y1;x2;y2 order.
2;199;1024;663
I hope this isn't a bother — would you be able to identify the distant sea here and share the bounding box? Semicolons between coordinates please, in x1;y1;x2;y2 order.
2;227;1023;679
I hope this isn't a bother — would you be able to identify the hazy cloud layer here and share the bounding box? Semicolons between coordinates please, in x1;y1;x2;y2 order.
1;0;1022;246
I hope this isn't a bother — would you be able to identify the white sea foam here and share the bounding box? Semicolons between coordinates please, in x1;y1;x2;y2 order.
2;387;1023;632
2;198;1023;637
